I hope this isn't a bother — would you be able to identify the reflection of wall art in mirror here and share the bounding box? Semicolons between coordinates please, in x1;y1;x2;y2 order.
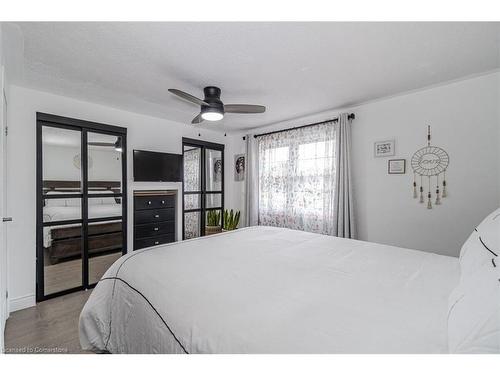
234;154;245;181
374;140;395;157
73;153;93;170
213;158;222;182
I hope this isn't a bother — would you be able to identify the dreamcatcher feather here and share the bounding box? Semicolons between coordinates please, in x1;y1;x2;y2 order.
411;126;449;209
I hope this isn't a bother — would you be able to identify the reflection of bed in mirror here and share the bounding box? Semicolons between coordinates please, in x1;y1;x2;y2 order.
43;180;123;264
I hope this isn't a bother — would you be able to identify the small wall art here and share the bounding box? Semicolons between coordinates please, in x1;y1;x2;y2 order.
234;154;245;181
388;159;406;174
374;140;395;157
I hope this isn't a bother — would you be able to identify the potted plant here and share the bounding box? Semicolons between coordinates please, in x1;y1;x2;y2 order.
205;210;222;235
223;209;241;231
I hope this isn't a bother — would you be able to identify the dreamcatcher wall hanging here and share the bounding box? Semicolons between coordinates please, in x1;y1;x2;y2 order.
411;126;449;209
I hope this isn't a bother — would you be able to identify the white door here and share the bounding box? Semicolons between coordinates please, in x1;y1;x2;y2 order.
0;66;8;351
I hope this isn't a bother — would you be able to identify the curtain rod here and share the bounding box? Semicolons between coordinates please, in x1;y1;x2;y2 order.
242;113;355;140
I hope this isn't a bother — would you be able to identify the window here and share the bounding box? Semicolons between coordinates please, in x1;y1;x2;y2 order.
258;123;336;235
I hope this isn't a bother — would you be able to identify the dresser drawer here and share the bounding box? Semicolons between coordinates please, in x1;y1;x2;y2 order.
134;221;175;239
134;195;175;211
134;208;174;224
134;234;175;250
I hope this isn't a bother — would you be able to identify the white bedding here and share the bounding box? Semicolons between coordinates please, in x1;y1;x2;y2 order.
43;204;122;247
79;226;459;353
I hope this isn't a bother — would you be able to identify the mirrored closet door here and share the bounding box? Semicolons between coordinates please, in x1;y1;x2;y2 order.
182;138;224;239
36;113;127;301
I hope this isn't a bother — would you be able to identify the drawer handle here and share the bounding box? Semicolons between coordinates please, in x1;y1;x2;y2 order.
154;241;159;245
154;214;160;218
161;200;165;204
147;201;152;205
154;227;159;231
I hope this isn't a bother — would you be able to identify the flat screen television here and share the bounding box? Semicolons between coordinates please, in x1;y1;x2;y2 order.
133;150;183;182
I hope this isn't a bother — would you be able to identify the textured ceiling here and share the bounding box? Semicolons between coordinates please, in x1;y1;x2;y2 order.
12;22;500;132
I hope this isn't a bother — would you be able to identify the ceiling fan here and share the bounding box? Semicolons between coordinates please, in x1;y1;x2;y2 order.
168;86;266;124
88;138;123;152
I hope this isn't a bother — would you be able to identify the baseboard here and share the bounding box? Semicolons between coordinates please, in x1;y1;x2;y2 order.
9;294;35;312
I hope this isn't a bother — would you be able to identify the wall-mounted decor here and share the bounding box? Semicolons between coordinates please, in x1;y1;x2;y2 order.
411;126;449;209
374;140;395;157
234;154;245;181
388;159;406;174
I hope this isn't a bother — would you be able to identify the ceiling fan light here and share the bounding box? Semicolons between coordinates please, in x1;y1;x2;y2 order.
114;138;123;152
201;108;224;121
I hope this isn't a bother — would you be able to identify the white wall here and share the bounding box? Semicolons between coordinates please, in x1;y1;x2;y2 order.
6;85;240;311
239;72;500;257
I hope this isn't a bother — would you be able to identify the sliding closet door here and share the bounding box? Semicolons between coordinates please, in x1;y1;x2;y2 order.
182;138;224;239
86;131;127;286
38;124;84;298
37;113;127;301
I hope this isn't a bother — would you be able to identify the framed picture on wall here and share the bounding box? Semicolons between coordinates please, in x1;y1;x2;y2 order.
234;154;245;181
388;159;406;174
374;140;395;157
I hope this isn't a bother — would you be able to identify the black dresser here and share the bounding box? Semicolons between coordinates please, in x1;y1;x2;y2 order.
133;190;176;250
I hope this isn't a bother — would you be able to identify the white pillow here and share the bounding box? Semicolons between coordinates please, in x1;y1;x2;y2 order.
459;231;494;281
101;197;118;205
476;207;500;257
459;208;500;281
88;190;118;205
66;197;81;207
447;261;500;353
44;191;68;207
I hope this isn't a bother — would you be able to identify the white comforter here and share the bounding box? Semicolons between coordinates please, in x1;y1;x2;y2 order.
79;226;459;353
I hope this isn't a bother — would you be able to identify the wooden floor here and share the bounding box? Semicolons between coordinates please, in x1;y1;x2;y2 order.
4;290;93;354
44;252;121;295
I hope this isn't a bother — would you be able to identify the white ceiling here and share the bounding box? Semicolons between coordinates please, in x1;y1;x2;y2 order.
13;22;500;132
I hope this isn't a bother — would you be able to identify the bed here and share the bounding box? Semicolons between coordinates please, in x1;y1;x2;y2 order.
79;208;499;354
43;180;123;264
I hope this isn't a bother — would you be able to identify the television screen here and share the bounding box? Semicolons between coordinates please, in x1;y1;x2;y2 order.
133;150;183;182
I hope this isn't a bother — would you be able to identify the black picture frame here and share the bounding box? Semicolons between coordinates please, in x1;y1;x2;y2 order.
388;159;406;174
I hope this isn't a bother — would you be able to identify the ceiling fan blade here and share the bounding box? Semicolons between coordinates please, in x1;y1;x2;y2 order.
88;142;115;147
191;113;204;124
168;89;209;106
224;104;266;114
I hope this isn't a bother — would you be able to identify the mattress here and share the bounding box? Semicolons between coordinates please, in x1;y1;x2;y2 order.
79;226;459;353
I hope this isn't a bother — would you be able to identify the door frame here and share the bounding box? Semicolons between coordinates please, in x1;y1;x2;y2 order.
36;112;127;302
182;137;224;239
0;66;8;350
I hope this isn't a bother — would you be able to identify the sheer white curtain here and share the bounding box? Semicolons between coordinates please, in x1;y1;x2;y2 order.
257;114;355;238
258;121;337;235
